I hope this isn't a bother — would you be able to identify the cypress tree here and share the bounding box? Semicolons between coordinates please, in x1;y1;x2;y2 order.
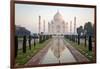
15;36;18;58
23;36;26;53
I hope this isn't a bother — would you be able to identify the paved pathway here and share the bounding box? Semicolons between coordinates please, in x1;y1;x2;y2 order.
63;39;89;62
25;36;89;66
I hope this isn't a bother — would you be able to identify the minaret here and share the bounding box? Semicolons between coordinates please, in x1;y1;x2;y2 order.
48;22;50;33
70;21;72;35
51;21;53;34
38;16;41;34
74;17;76;34
66;22;68;33
63;22;65;33
43;20;45;33
52;23;53;34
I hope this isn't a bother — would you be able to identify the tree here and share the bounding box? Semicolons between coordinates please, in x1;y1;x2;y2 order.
39;34;42;43
84;22;93;51
15;36;18;58
34;38;36;48
77;26;83;45
84;22;93;36
28;35;31;50
93;23;95;38
23;36;27;53
84;24;87;47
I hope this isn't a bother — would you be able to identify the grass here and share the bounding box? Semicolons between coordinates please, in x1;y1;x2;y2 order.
15;39;51;66
65;38;95;62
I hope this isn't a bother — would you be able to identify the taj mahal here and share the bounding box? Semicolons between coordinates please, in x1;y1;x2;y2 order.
48;11;68;36
39;11;76;36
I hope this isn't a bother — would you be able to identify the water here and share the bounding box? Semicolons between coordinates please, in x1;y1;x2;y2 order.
39;36;76;64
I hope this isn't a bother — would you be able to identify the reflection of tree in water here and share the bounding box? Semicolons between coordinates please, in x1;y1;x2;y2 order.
51;36;65;60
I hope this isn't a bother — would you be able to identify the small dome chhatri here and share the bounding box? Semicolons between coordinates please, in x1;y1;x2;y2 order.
54;10;63;21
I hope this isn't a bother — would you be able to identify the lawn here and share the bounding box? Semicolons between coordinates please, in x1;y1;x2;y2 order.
15;38;51;66
65;38;95;62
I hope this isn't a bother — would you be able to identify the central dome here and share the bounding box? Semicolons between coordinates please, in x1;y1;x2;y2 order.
54;11;63;21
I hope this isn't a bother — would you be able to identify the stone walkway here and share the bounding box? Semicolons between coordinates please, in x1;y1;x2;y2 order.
63;39;89;62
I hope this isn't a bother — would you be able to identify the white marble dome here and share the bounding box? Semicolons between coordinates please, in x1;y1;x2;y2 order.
54;11;64;21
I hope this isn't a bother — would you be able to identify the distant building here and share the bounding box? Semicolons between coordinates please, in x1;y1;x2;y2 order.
32;33;39;38
15;25;30;36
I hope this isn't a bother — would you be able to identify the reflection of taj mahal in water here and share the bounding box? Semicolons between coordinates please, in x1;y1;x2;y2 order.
48;11;66;36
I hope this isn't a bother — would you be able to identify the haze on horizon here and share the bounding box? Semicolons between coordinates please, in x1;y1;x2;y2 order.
15;3;94;34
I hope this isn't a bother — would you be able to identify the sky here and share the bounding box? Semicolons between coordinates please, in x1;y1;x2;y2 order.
15;3;94;34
